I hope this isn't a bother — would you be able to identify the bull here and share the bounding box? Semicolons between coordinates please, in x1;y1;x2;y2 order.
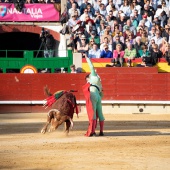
41;86;78;134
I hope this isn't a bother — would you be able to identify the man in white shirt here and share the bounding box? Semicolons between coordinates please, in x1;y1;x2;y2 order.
151;30;163;48
88;43;101;58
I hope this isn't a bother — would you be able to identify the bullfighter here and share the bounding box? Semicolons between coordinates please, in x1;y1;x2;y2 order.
82;54;105;137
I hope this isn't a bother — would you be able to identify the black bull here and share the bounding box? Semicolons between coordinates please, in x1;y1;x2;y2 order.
41;87;78;134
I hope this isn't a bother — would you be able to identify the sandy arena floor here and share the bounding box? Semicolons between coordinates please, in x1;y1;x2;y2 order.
0;113;170;170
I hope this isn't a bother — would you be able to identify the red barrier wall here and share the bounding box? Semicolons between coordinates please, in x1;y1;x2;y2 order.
0;67;170;113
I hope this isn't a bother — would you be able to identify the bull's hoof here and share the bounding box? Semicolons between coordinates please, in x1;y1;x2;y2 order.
48;127;55;132
41;128;46;134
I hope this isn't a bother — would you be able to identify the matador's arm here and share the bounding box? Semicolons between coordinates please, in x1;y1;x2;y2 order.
84;54;97;76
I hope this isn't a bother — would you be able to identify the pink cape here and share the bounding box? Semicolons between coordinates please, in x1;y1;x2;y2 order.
82;82;95;136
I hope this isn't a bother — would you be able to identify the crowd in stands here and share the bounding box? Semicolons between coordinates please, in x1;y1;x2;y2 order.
64;0;170;67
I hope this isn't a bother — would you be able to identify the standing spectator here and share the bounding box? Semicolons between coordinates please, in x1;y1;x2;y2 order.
112;44;125;67
100;44;113;58
124;43;137;67
88;43;101;58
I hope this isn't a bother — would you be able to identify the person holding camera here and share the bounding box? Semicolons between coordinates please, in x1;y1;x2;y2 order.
40;29;55;58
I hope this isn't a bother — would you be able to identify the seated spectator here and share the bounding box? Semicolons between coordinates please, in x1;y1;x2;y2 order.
80;8;93;21
134;36;144;57
67;13;79;30
160;37;169;56
105;15;114;28
112;44;125;67
100;44;113;58
128;33;135;45
123;27;133;42
119;1;131;17
88;38;95;50
130;9;142;24
138;44;150;58
77;34;89;54
80;0;91;15
151;30;163;48
87;3;95;17
140;30;149;45
148;26;156;41
100;37;112;51
100;27;112;45
164;43;170;65
123;19;137;36
161;1;169;18
139;14;152;31
112;35;125;50
68;2;80;18
89;30;100;47
124;43;137;67
97;19;106;36
117;13;126;31
70;64;78;73
150;44;163;65
88;43;101;58
98;3;107;17
162;25;170;42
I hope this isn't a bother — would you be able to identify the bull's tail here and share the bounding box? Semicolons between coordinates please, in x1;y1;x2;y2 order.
44;85;52;97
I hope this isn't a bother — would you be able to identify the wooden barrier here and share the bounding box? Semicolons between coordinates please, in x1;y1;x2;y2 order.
0;67;170;113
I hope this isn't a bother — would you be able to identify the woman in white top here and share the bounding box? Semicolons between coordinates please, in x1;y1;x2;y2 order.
119;0;131;17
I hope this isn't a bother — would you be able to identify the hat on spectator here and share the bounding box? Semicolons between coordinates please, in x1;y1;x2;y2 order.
142;15;147;19
124;25;130;30
81;35;86;39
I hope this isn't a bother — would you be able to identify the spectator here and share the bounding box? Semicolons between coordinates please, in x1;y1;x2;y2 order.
164;43;170;65
112;44;125;67
67;13;79;30
98;3;107;17
77;34;89;54
67;0;79;10
140;30;149;45
68;2;81;18
80;8;93;21
130;9;142;24
100;44;113;58
149;39;156;52
134;36;144;57
150;44;163;65
112;35;125;50
160;37;168;56
148;26;156;40
162;1;169;18
89;30;100;47
100;27;112;45
88;43;101;58
124;42;137;67
88;37;95;49
100;37;112;51
80;0;91;15
123;19;137;36
151;30;163;47
140;14;152;31
119;0;131;17
162;25;170;42
70;64;78;73
87;3;95;17
138;44;150;58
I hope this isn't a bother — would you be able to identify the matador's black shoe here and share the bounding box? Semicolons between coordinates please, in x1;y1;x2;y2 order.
99;131;104;136
90;132;96;137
